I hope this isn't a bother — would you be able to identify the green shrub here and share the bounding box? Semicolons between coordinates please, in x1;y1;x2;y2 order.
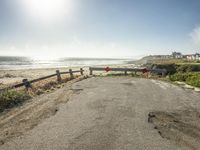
169;73;193;82
169;72;200;87
186;76;200;87
0;90;31;112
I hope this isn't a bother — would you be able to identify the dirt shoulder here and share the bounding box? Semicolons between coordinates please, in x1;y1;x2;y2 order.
0;76;87;145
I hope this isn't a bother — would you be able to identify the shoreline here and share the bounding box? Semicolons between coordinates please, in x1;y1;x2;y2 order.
0;63;133;71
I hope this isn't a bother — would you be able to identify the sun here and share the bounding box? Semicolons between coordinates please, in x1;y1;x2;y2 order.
18;0;73;23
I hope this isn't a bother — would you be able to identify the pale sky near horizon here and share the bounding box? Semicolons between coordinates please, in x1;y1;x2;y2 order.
0;0;200;59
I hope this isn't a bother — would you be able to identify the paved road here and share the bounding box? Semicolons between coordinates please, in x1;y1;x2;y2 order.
1;77;200;150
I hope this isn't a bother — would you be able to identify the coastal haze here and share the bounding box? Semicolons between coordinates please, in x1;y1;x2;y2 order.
0;0;200;150
0;0;200;58
0;56;131;70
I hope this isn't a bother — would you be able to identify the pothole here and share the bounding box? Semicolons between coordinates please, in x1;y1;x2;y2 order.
148;109;200;149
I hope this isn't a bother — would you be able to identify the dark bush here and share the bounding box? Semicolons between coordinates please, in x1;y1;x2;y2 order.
150;64;177;74
176;64;200;72
148;63;200;74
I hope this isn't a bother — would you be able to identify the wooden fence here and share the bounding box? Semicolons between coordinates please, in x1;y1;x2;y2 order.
1;68;84;91
0;67;167;92
89;67;167;76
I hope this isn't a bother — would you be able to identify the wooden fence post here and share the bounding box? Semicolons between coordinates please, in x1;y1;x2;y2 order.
22;79;31;89
56;70;62;82
162;71;165;77
124;70;127;76
161;69;167;77
80;68;84;75
89;68;93;75
69;69;74;79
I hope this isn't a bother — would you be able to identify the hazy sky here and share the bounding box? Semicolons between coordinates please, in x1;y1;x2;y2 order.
0;0;200;58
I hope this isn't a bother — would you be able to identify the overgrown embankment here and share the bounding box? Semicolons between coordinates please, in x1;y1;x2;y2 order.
0;74;84;113
169;73;200;87
145;63;200;88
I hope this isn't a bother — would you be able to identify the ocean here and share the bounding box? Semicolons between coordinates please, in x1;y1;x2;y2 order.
0;56;132;70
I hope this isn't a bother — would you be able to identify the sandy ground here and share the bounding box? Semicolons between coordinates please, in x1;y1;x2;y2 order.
0;64;134;88
1;77;200;150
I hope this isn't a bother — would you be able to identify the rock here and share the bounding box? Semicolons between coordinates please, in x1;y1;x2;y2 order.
194;88;200;92
175;81;185;85
184;84;195;89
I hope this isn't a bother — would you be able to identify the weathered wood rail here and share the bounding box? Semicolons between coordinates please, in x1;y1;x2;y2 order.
0;66;167;92
1;68;84;91
89;67;167;76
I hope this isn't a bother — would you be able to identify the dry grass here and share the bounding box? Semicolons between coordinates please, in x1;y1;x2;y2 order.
0;74;82;112
0;90;31;112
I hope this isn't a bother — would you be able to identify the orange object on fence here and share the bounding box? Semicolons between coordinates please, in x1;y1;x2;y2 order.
142;68;148;74
105;67;111;72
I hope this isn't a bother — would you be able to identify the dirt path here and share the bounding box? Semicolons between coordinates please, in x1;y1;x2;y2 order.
1;77;200;150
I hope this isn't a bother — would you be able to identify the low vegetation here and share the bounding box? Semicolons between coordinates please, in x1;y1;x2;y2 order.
0;75;82;112
169;72;200;87
0;90;31;112
145;58;200;65
176;64;200;72
105;72;142;78
147;63;200;74
186;76;200;87
33;80;63;95
0;80;62;112
107;61;200;88
144;60;200;88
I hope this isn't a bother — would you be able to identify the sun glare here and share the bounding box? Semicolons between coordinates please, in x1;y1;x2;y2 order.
18;0;73;23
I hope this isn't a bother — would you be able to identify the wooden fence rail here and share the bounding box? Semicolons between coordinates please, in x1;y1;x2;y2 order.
0;67;167;92
89;67;167;76
0;68;84;91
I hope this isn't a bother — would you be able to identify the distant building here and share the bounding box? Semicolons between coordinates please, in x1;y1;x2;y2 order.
172;52;183;59
186;55;193;60
149;55;171;59
186;53;200;61
146;52;200;61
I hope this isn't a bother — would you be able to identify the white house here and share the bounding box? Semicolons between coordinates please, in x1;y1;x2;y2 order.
186;53;200;61
172;52;183;59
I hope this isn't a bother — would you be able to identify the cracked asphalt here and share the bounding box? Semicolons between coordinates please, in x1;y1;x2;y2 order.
1;77;200;150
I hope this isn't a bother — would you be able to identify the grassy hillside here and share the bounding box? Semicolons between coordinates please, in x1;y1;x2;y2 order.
169;72;200;87
139;57;200;88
